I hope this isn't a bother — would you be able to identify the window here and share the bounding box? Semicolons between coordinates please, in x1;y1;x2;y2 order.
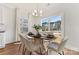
41;18;49;31
20;17;28;33
41;16;61;32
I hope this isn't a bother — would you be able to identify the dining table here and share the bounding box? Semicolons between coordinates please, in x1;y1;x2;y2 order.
19;32;61;54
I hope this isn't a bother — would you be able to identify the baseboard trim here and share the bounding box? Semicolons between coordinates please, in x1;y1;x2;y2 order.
6;41;20;45
66;46;79;52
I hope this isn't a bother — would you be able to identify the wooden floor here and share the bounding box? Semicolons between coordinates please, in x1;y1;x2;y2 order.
0;42;79;55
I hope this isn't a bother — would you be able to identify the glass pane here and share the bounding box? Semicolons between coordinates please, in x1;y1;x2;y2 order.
20;18;28;33
41;18;49;31
49;16;61;31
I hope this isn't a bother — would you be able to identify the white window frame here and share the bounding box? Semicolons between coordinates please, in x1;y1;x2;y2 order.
41;16;62;33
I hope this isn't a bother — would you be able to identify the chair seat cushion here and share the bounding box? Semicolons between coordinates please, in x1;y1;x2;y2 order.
48;42;59;50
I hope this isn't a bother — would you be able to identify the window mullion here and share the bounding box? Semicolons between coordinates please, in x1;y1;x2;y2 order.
48;18;50;31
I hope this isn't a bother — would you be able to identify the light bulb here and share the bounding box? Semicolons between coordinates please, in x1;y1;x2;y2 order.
32;12;35;16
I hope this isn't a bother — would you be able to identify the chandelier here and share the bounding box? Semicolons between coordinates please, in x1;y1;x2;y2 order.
32;9;42;17
32;4;42;17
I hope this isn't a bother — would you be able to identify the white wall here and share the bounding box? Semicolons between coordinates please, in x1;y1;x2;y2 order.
61;3;79;51
0;4;16;44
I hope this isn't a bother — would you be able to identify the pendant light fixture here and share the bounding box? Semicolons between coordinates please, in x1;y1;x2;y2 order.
32;4;42;17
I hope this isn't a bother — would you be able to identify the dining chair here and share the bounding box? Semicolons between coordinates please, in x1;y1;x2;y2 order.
19;34;27;54
48;37;68;55
19;34;45;55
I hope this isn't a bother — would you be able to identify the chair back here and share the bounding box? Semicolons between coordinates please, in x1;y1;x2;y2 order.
25;37;45;52
19;34;26;45
57;37;68;52
19;34;44;52
19;34;34;51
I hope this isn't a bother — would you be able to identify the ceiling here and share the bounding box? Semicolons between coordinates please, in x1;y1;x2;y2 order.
0;3;60;8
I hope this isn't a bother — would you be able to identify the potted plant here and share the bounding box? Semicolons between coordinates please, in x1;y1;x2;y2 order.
33;24;42;38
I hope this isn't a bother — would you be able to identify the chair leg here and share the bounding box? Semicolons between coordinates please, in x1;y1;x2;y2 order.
62;51;64;55
18;44;22;54
44;49;48;55
22;45;26;55
40;48;42;55
30;52;32;55
23;48;26;55
58;51;64;55
58;52;62;55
